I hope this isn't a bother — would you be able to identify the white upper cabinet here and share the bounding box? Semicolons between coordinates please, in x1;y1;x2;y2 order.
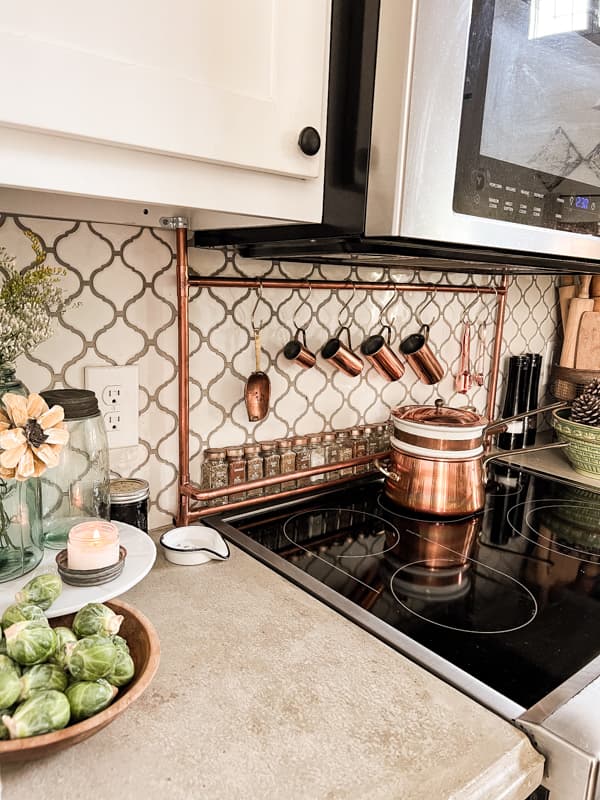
0;1;331;225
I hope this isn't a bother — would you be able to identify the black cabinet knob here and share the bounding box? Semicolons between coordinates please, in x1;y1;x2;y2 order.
298;126;321;156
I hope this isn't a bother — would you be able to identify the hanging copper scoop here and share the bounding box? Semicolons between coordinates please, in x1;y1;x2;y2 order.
245;327;270;421
244;285;270;422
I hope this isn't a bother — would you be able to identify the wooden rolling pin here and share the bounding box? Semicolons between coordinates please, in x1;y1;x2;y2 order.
560;275;593;367
558;275;577;333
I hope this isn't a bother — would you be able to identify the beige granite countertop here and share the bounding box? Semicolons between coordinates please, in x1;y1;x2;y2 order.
2;541;544;800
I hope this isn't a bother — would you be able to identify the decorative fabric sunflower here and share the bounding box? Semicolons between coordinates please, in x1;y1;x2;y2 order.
0;393;69;481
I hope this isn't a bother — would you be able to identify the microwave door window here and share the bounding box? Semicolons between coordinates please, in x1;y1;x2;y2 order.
454;0;600;236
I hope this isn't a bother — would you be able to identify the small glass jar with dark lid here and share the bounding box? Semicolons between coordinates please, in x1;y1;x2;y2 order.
110;478;150;533
39;388;110;549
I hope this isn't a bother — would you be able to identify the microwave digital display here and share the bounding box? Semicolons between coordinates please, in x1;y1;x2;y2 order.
454;0;600;236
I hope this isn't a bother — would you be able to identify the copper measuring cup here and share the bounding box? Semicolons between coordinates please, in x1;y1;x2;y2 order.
322;325;364;377
400;290;444;385
283;328;316;369
361;325;405;381
282;287;316;369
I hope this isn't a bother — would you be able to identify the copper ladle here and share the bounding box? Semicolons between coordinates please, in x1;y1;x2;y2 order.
245;285;271;422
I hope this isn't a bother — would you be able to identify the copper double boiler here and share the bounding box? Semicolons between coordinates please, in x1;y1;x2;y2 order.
375;399;567;516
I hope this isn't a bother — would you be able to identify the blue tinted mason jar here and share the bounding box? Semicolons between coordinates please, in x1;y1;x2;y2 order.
0;363;44;582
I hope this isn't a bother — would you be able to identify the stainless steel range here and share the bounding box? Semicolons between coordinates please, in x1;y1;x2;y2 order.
206;464;600;800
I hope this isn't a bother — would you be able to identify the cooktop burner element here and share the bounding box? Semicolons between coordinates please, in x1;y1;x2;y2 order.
207;465;600;714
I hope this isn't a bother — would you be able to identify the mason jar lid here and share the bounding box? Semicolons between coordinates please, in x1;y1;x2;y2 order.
40;389;100;420
109;478;149;504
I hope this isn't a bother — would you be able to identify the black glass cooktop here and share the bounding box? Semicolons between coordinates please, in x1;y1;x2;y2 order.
207;465;600;715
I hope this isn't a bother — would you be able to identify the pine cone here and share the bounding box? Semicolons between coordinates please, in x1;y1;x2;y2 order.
571;378;600;426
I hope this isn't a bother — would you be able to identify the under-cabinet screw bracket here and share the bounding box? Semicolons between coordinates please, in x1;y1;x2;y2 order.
160;216;189;229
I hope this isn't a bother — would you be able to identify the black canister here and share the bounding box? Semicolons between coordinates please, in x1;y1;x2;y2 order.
109;478;149;533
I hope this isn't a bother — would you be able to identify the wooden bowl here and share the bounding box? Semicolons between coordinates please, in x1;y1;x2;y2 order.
0;598;160;762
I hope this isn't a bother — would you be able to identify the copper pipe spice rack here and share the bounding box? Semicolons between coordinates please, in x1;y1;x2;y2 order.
169;218;509;525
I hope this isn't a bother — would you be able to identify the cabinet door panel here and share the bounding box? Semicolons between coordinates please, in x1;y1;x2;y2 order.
0;1;329;178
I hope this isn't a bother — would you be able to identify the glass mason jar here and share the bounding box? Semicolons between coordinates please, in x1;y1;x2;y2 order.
39;389;110;550
0;364;44;582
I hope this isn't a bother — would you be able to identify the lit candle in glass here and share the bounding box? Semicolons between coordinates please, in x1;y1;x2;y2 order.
67;521;120;571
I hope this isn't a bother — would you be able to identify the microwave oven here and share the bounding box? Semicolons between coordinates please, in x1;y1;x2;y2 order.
194;0;600;274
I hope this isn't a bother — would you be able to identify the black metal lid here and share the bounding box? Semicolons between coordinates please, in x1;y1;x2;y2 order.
40;389;100;420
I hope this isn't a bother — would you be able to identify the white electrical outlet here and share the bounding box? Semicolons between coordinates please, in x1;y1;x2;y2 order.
85;365;139;449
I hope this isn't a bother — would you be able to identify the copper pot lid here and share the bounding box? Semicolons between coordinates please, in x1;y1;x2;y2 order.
392;399;486;428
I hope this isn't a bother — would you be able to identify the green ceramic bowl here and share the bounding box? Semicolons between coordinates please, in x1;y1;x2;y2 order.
552;408;600;478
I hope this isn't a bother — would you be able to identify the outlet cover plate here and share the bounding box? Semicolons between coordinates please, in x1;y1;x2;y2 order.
84;365;139;449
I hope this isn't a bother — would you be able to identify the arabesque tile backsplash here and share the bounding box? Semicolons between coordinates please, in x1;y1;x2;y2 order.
0;212;560;528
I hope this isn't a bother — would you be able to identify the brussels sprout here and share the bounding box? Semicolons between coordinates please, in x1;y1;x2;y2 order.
111;635;130;654
5;621;56;666
106;648;135;688
2;690;70;739
19;663;68;701
48;627;78;670
65;635;117;681
0;707;15;740
0;671;21;708
72;603;124;638
66;678;118;721
2;603;48;629
0;655;21;676
15;573;62;611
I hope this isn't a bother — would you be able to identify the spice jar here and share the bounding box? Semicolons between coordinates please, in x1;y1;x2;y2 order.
322;432;339;481
226;447;246;502
277;439;296;489
201;448;228;507
244;445;264;499
39;389;110;549
261;442;280;495
336;429;354;477
307;433;325;483
292;436;311;487
109;478;150;533
376;424;387;453
350;427;368;474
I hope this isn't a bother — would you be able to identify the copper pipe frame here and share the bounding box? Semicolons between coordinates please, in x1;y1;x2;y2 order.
486;274;509;420
188;276;506;294
175;229;509;525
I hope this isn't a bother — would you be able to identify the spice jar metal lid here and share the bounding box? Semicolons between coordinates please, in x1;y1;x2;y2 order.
275;439;292;450
292;436;308;446
260;441;277;452
322;433;336;442
307;434;323;443
205;448;227;460
109;478;150;505
244;445;261;455
226;447;244;457
350;428;362;437
40;389;100;420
